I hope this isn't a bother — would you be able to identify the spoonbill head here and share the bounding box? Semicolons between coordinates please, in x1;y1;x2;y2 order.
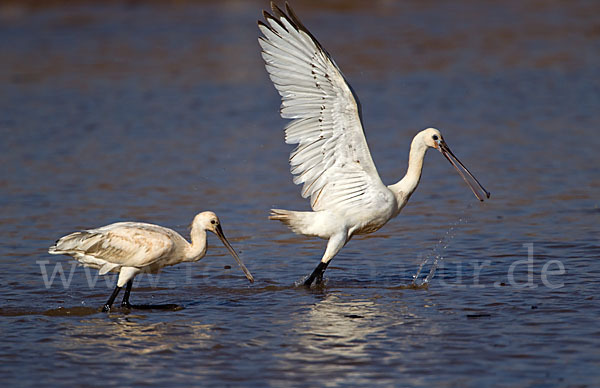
48;211;254;312
192;211;255;283
415;128;490;202
259;2;489;287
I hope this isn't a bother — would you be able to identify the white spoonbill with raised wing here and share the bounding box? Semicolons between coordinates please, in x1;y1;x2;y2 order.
258;3;489;286
49;212;254;311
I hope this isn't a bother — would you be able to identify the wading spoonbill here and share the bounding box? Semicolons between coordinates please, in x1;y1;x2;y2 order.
49;212;254;311
258;2;489;286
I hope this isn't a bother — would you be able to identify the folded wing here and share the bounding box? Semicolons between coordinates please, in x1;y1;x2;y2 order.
50;222;176;269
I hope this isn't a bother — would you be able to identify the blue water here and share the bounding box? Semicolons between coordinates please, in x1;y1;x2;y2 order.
1;1;599;386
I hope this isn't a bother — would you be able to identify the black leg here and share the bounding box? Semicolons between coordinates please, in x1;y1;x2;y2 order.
304;261;330;287
121;280;133;308
102;285;122;312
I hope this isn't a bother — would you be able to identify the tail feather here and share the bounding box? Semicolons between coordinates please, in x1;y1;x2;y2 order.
269;208;292;221
48;231;99;255
269;208;318;236
269;209;296;229
48;231;118;272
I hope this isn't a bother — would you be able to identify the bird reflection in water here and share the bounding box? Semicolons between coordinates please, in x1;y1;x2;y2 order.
58;316;216;360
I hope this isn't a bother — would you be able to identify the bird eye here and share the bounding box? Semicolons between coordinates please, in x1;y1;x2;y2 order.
432;135;439;141
211;220;216;225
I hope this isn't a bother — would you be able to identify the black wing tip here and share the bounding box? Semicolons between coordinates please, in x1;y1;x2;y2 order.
260;1;328;54
262;9;272;21
271;1;301;32
284;2;305;31
257;19;267;29
270;1;285;17
260;1;302;33
261;6;286;33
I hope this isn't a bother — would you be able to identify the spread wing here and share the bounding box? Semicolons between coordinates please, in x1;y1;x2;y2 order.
50;222;176;268
258;2;387;212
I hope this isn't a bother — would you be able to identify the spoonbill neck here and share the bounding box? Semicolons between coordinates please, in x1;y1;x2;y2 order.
186;226;208;261
388;136;428;212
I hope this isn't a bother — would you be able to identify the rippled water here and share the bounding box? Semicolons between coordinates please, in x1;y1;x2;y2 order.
1;1;599;386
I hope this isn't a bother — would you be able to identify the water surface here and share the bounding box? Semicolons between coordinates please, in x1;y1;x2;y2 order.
1;1;599;386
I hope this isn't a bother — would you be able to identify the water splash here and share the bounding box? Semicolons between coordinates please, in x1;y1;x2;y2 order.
412;210;469;287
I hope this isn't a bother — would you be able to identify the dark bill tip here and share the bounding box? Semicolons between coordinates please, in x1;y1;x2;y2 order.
216;225;255;283
439;142;490;202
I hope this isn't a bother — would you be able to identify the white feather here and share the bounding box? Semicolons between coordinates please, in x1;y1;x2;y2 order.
259;5;388;212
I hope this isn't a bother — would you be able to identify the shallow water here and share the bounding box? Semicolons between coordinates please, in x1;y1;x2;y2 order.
1;0;599;386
